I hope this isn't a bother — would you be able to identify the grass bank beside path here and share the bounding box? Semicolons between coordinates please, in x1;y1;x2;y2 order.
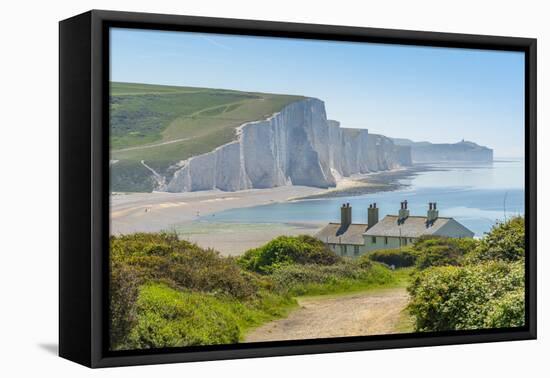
127;283;298;349
287;266;415;300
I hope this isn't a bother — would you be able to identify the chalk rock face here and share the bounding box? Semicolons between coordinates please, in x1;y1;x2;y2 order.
166;98;411;192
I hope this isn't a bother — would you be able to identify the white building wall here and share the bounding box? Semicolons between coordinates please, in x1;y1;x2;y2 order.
433;220;475;238
328;243;365;257
362;235;416;253
326;219;474;258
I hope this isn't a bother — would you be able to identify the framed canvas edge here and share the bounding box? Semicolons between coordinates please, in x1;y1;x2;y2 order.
94;330;536;368
59;9;537;368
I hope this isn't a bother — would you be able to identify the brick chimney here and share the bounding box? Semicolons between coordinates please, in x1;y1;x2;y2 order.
340;203;352;226
398;200;410;222
367;203;379;229
427;202;439;223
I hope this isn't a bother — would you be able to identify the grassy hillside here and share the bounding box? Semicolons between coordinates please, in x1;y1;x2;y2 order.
110;82;303;192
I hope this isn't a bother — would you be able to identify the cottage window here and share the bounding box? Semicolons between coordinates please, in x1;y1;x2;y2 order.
384;237;388;245
354;245;360;255
403;238;408;246
341;245;347;255
371;236;376;243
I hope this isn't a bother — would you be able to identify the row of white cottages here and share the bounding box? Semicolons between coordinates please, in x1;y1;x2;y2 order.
314;201;474;257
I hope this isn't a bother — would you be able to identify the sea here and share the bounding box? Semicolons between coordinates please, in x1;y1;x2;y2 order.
202;159;525;237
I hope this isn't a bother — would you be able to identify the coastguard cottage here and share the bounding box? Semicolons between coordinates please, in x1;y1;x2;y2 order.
362;201;474;252
315;201;474;257
314;203;369;257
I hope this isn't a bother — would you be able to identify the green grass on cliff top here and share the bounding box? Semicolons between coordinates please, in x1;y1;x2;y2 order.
110;82;303;163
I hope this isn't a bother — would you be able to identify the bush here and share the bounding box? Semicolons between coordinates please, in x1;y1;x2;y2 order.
109;233;297;350
466;216;525;263
484;289;525;328
126;283;241;348
407;261;524;332
110;261;140;349
124;283;296;350
271;261;395;296
111;232;260;299
406;216;526;332
237;235;341;274
412;236;478;269
369;248;417;268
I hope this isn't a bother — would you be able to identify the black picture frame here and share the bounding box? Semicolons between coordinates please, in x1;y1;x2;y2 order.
59;9;537;368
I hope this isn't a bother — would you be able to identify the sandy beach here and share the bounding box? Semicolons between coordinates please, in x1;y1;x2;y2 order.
174;222;323;256
111;186;325;232
110;168;418;255
111;185;328;254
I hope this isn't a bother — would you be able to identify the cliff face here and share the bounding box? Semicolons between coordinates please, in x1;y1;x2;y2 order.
166;98;411;192
392;138;493;163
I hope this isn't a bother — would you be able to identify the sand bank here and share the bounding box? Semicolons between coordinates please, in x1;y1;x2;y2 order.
111;185;324;235
174;222;323;256
110;167;422;255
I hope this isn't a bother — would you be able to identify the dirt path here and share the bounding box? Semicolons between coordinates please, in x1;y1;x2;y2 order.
245;288;409;342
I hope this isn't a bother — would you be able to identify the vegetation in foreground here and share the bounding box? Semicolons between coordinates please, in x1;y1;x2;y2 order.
357;216;525;332
110;216;525;349
405;216;525;332
110;233;395;350
237;235;400;296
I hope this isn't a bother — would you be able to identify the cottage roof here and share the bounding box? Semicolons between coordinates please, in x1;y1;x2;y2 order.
363;215;459;238
315;223;369;245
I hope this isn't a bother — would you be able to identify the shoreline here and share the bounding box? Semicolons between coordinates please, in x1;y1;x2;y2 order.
111;165;432;255
111;165;428;231
293;164;438;200
111;185;325;235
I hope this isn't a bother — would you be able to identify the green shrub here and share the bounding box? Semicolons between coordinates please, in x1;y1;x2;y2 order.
356;254;375;269
237;235;341;273
406;217;526;332
109;232;297;350
111;232;260;299
124;283;295;350
412;236;478;269
126;283;240;348
484;289;525;328
109;261;140;349
407;261;525;332
369;248;417;268
271;261;395;296
466;216;525;263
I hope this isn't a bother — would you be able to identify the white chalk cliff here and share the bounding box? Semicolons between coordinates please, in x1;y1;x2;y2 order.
166;98;411;192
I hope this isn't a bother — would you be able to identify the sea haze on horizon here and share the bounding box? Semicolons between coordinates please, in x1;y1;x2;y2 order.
111;28;525;158
203;160;525;237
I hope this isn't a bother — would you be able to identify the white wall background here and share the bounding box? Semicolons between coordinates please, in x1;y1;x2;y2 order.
0;0;546;376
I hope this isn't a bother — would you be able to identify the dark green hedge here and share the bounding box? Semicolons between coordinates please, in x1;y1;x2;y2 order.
368;248;417;268
237;235;341;274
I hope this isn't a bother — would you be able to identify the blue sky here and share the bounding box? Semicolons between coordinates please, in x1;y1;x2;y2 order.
111;28;525;157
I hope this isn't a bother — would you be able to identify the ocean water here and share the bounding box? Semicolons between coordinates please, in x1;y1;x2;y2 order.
203;159;525;237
